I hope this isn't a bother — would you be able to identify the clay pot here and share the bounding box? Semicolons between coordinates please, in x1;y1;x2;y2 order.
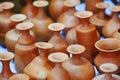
94;38;120;74
5;14;27;52
48;23;68;54
24;42;53;80
85;0;103;14
102;6;120;38
92;63;120;80
47;52;71;80
14;22;38;73
32;0;53;42
89;2;110;34
57;0;80;34
0;2;15;45
49;0;68;21
21;0;38;19
0;52;14;80
111;28;120;39
62;44;95;80
9;73;30;80
75;11;99;63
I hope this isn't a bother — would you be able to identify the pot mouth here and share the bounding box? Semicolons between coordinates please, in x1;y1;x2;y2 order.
35;42;53;49
74;11;93;18
48;52;68;63
67;44;85;54
10;14;27;22
110;6;120;12
100;63;118;73
33;0;49;7
64;0;80;7
48;23;65;31
95;38;120;52
95;2;109;9
16;22;34;30
0;52;14;61
9;73;30;80
1;2;15;9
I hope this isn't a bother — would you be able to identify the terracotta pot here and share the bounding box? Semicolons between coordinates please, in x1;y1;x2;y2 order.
9;73;30;80
85;0;103;14
24;42;53;80
48;23;69;54
94;38;120;74
75;11;99;63
92;63;120;80
49;0;68;21
89;2;110;34
21;0;38;19
62;44;95;80
102;6;120;38
47;52;70;80
57;0;80;34
5;14;27;52
0;52;14;80
14;22;38;73
111;28;120;39
32;0;53;42
0;2;15;45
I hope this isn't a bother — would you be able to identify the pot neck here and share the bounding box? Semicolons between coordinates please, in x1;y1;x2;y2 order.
39;49;49;58
112;12;119;20
105;73;114;80
70;54;84;65
20;30;30;36
53;31;61;36
97;9;106;19
3;9;12;15
36;7;47;18
80;18;89;27
55;62;62;68
1;60;13;75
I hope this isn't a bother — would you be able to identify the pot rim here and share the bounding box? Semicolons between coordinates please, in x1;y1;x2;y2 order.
0;52;14;61
48;23;65;31
33;0;49;7
100;63;118;73
48;52;68;63
35;42;53;49
67;44;85;54
95;38;120;52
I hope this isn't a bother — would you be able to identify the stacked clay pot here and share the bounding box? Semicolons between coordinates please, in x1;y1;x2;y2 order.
48;23;68;54
0;52;15;80
0;2;15;45
75;11;99;63
89;2;110;34
15;22;38;73
102;6;120;38
31;0;53;42
24;42;53;80
94;38;120;74
92;63;120;80
57;0;80;34
62;44;95;80
47;52;71;80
